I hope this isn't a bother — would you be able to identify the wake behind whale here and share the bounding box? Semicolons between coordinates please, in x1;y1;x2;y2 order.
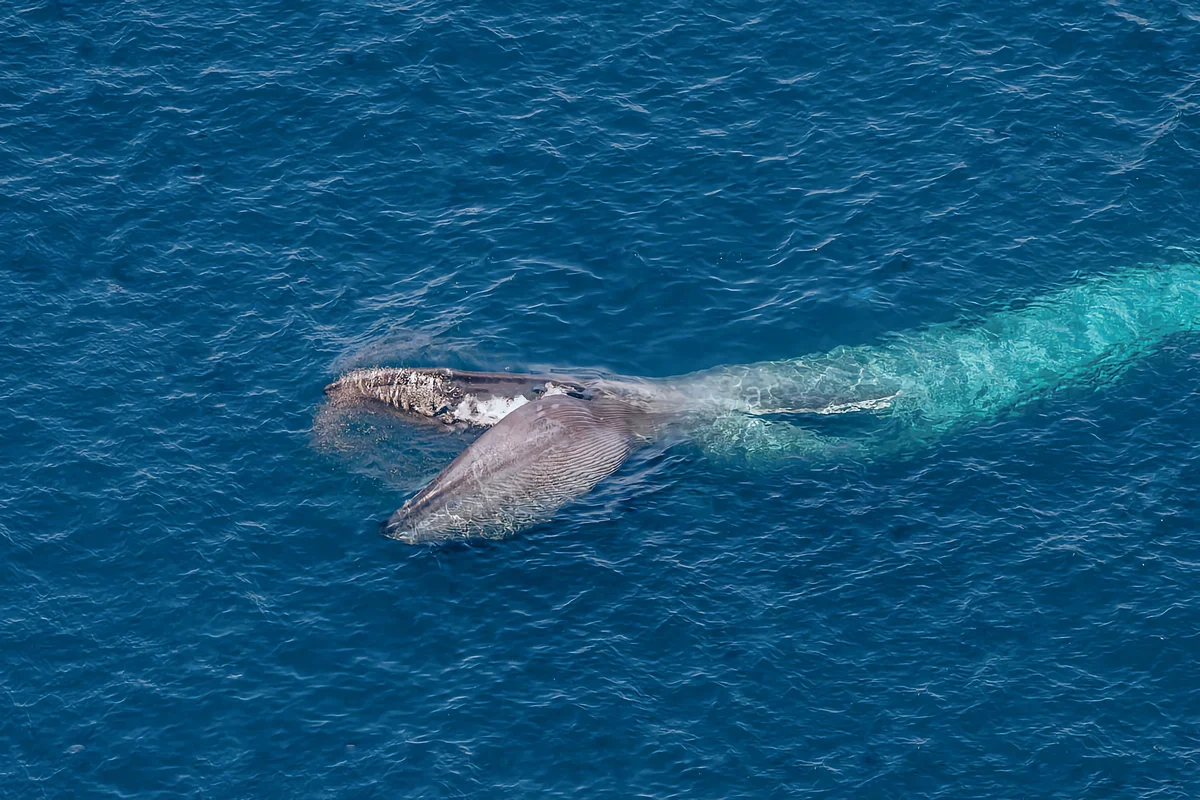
323;262;1200;543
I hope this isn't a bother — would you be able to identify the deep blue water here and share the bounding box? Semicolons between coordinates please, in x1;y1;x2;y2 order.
4;0;1200;796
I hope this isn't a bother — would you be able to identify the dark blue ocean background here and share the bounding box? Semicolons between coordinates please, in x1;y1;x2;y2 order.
4;0;1200;796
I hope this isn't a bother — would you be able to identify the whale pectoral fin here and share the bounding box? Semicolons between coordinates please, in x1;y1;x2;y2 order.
383;395;638;543
746;392;900;416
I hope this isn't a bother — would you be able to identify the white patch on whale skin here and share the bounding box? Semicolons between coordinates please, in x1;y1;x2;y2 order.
451;394;530;426
449;382;575;426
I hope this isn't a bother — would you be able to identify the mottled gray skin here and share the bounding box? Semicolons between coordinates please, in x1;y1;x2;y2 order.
324;367;593;425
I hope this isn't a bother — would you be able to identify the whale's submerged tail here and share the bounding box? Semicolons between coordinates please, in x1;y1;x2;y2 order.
686;261;1200;463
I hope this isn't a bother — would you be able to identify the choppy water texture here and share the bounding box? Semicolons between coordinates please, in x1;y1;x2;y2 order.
4;1;1200;797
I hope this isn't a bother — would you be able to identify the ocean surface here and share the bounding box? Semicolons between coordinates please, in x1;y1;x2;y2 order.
4;0;1200;796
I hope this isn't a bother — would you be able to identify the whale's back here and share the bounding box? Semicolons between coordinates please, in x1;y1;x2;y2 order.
383;395;640;542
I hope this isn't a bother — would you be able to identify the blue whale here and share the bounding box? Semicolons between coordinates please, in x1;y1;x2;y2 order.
325;262;1200;543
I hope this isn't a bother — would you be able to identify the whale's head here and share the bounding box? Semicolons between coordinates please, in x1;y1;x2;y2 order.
324;367;591;427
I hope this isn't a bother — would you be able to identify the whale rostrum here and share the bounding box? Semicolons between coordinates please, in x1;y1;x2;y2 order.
324;261;1200;543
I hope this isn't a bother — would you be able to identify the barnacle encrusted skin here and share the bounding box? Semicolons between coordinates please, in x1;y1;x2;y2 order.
325;367;466;423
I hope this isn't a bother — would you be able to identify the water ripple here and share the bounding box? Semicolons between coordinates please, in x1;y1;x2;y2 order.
3;0;1200;796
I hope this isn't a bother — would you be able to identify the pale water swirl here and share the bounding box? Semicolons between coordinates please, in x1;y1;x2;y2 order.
686;262;1200;462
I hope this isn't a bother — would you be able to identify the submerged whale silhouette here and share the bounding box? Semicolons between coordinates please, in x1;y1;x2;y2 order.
325;262;1200;543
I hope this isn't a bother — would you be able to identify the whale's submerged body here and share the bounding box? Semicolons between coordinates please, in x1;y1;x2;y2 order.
323;262;1200;543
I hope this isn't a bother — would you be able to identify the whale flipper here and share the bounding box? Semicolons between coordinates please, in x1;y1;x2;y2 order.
382;395;640;543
